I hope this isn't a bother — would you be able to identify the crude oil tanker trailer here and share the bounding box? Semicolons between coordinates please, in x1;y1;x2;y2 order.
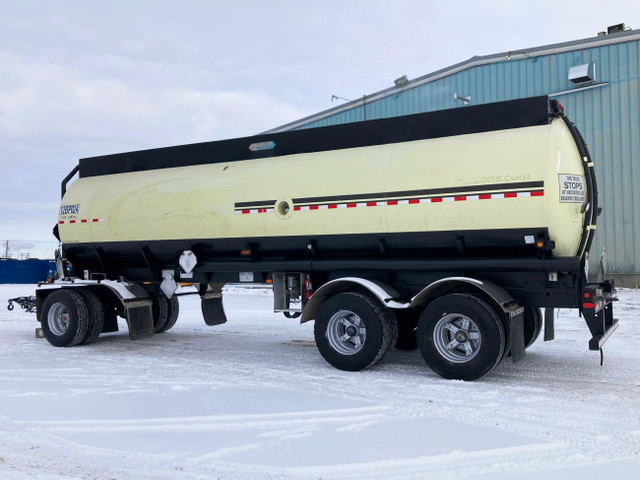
37;96;618;380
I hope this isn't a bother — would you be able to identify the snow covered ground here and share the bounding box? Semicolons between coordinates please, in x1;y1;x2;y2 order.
0;284;638;480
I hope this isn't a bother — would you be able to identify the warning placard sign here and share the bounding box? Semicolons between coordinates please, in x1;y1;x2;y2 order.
558;174;586;203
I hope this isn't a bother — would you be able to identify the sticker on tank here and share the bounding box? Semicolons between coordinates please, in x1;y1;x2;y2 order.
558;174;586;203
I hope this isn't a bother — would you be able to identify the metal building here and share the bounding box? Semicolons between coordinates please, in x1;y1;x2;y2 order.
268;26;640;286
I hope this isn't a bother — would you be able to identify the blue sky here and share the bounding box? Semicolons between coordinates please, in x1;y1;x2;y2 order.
1;0;637;258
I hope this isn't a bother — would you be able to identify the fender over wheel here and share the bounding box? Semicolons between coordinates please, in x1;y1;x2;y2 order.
314;292;397;371
416;293;506;380
40;290;90;347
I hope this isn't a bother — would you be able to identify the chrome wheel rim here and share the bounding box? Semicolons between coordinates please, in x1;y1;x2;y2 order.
47;302;70;336
326;310;367;355
433;313;481;363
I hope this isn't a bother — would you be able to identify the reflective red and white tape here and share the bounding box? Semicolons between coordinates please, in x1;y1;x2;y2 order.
235;207;275;215
234;190;544;215
58;218;105;225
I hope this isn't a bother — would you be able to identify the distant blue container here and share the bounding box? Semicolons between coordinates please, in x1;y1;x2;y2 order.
0;259;57;284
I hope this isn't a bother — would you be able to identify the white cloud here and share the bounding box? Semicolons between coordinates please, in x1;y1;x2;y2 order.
0;53;305;146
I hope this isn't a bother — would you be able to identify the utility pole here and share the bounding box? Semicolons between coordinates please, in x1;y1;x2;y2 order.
3;240;8;259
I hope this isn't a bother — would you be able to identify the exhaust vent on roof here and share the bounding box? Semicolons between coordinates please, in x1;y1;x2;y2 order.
394;75;409;88
568;62;596;85
607;23;625;34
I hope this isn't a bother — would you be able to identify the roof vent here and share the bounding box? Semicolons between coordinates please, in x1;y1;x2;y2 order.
394;75;409;88
607;23;625;34
568;62;596;84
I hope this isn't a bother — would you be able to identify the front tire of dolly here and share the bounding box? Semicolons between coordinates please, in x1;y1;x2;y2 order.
40;290;89;347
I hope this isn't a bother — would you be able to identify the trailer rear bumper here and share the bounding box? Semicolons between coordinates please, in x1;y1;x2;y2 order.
589;318;618;350
581;280;618;350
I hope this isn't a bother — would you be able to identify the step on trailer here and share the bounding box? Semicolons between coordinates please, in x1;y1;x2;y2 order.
37;96;618;380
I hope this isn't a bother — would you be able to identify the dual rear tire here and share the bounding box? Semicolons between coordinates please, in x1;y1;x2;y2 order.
314;292;510;381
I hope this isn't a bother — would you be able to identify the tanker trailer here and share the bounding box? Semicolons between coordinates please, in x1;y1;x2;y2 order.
36;96;618;380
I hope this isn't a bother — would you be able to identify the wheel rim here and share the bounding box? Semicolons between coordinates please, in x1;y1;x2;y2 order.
433;313;482;363
47;302;70;336
326;309;367;355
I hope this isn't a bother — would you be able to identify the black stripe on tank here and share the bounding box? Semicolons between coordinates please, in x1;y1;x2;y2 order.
234;200;277;209
290;181;544;206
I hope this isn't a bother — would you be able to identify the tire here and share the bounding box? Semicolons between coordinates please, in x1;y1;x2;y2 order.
416;293;506;380
40;290;89;347
158;295;179;333
151;294;170;333
76;290;104;345
314;292;397;372
394;309;419;351
524;307;542;349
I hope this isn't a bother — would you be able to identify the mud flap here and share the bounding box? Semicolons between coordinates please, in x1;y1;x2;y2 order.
102;312;119;333
202;294;227;326
509;309;525;363
124;300;154;340
544;308;555;341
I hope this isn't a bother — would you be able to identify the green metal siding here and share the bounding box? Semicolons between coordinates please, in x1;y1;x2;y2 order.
292;39;640;275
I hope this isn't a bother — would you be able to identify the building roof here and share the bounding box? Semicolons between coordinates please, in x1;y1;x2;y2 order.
265;28;640;133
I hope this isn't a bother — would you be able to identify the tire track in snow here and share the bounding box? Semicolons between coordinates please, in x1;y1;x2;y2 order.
18;406;388;435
